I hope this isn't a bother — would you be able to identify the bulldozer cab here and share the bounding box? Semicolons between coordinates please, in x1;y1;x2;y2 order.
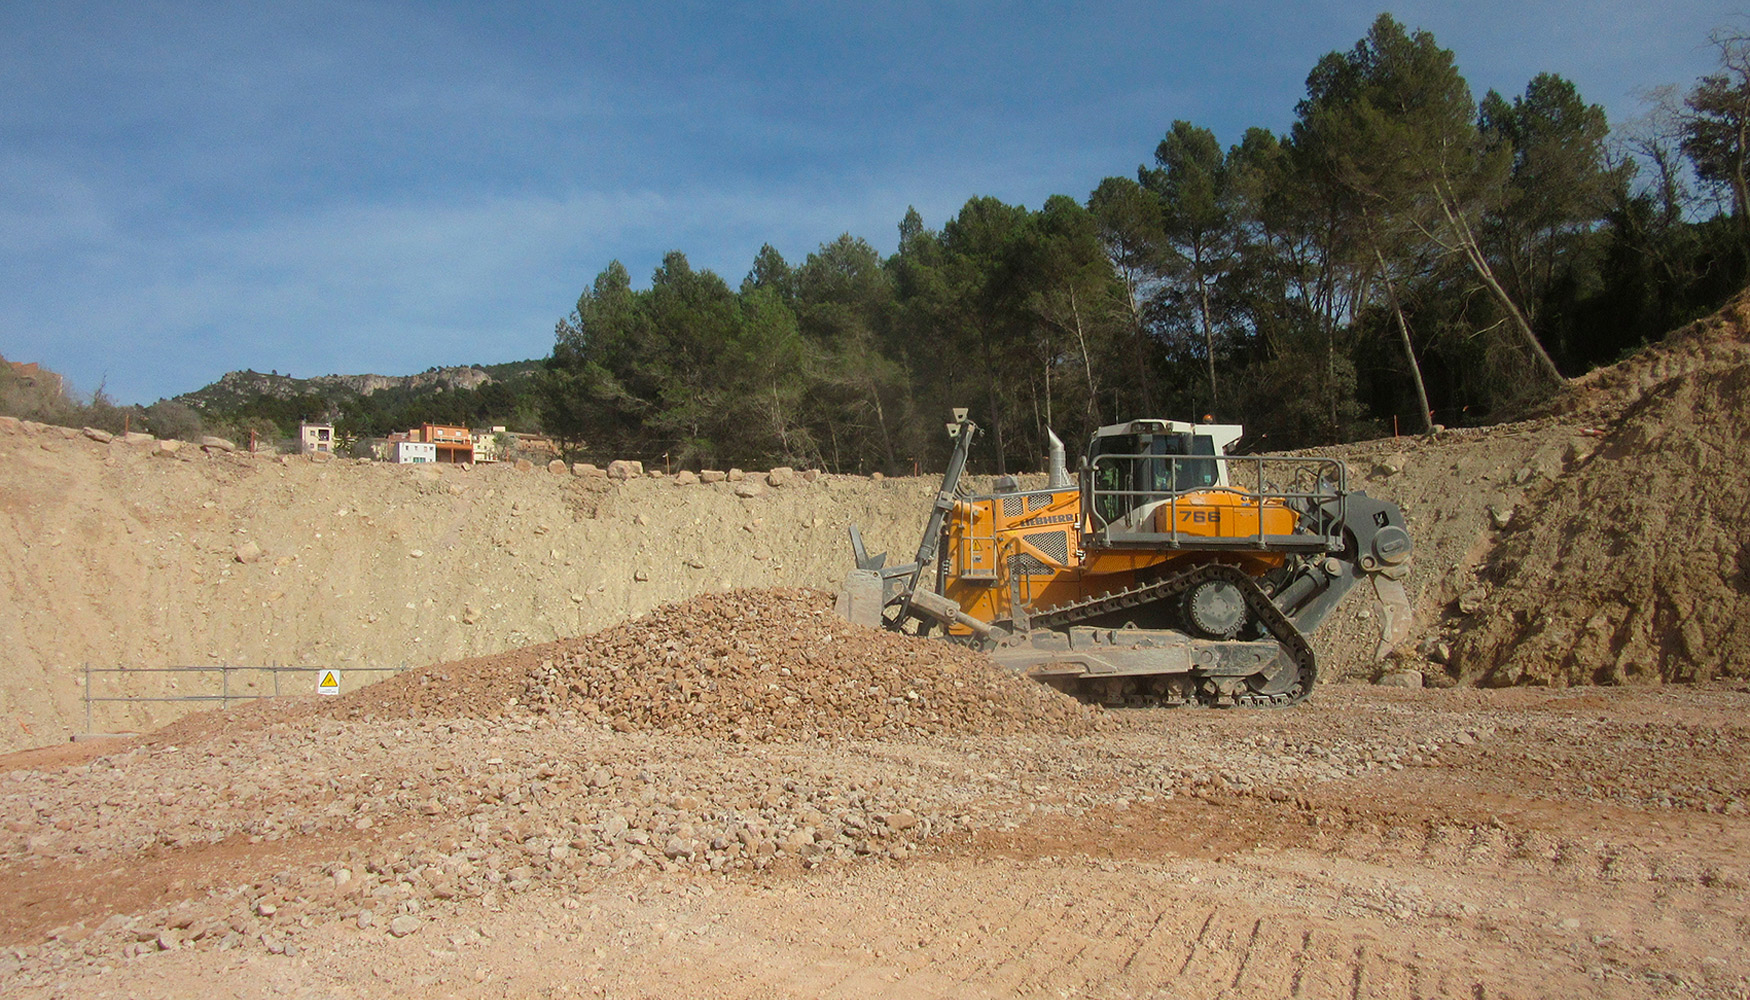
1087;420;1241;527
1082;419;1343;553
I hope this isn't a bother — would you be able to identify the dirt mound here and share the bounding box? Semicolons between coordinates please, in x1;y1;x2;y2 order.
1542;289;1750;424
331;588;1102;740
1452;301;1750;686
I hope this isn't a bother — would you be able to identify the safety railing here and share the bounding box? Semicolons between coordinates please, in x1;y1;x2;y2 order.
1087;452;1349;552
81;663;406;735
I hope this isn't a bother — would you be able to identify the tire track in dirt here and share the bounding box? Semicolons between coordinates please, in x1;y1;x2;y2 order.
672;861;1566;1000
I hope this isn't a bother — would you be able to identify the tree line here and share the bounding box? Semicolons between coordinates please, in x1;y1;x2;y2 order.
540;14;1750;474
7;16;1744;468
0;365;546;448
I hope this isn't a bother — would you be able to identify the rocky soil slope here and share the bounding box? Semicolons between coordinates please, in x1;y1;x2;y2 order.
1453;295;1750;686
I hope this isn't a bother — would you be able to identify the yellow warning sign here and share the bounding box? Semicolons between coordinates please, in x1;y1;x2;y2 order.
317;669;341;695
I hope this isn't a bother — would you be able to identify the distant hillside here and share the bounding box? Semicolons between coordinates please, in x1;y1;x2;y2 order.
473;359;545;381
176;366;506;411
172;361;547;439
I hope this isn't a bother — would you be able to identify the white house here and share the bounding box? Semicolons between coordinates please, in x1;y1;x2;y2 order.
299;422;335;454
393;441;437;464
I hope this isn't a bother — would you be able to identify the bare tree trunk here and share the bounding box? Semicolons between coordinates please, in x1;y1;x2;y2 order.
1719;29;1750;235
1733;129;1750;237
1197;272;1219;411
867;382;896;473
987;378;1006;475
1315;213;1344;437
1041;357;1051;434
979;326;1007;475
1067;286;1099;425
771;384;791;459
1731;46;1750;236
1124;284;1156;415
1435;182;1565;385
1372;245;1434;434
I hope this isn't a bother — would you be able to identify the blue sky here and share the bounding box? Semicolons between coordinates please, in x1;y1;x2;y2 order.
0;1;1734;403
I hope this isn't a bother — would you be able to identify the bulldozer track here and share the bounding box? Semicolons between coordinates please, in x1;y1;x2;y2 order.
1017;562;1318;707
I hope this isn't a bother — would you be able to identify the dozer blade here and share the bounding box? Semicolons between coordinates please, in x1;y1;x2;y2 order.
991;626;1310;707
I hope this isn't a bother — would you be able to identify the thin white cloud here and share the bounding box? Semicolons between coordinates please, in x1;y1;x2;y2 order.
0;155;125;255
0;178;934;400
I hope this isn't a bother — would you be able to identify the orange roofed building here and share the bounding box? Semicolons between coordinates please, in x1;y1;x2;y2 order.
416;424;474;464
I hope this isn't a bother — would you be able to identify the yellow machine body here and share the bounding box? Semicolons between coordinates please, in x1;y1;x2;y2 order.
942;486;1295;631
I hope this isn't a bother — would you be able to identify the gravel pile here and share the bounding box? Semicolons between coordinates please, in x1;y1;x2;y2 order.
336;588;1102;741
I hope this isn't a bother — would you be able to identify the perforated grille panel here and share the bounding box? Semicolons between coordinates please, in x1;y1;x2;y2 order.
1023;530;1069;564
1028;494;1052;511
1001;495;1024;517
1011;553;1054;576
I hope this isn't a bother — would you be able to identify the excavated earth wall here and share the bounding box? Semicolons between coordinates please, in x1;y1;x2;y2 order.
2;409;1568;753
1451;295;1750;686
0;414;1619;752
0;432;938;752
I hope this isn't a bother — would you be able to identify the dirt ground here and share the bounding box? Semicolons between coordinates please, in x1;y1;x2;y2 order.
3;680;1747;999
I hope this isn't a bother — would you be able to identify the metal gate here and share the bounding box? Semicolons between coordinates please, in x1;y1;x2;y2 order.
80;663;406;735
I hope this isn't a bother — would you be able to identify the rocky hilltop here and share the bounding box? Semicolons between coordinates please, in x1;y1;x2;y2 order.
176;366;498;410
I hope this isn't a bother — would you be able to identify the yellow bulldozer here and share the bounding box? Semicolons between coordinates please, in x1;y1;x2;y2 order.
839;410;1413;707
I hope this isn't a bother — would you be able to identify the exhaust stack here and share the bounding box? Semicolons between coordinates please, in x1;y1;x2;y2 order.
1046;430;1071;488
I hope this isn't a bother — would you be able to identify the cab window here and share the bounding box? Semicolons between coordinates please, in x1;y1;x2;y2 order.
1093;432;1219;524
